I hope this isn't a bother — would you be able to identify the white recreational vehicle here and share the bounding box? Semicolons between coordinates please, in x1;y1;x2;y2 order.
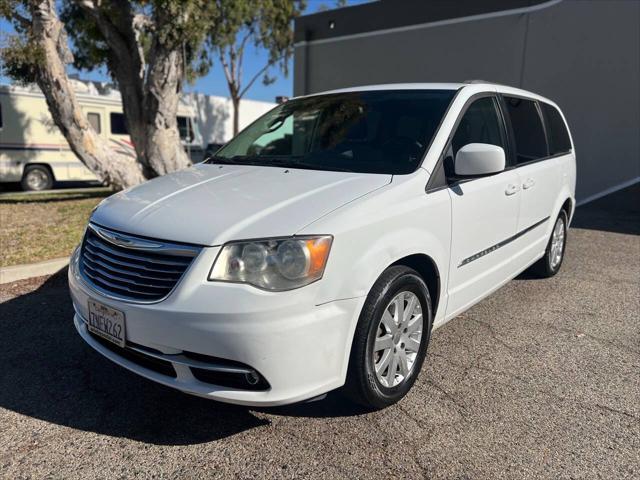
0;81;203;190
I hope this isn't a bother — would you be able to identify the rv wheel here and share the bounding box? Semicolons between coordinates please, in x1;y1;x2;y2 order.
22;165;53;191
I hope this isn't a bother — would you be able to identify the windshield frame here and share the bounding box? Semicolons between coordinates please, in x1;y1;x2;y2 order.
207;88;461;175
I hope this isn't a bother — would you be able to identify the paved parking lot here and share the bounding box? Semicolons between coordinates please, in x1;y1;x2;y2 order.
1;187;638;479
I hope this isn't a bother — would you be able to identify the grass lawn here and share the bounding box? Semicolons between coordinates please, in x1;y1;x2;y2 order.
0;188;111;267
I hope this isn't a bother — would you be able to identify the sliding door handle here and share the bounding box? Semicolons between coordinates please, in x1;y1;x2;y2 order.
505;184;520;196
523;178;535;190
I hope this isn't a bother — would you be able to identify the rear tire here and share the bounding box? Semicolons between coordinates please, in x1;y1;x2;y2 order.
21;165;53;191
530;210;568;278
344;266;433;410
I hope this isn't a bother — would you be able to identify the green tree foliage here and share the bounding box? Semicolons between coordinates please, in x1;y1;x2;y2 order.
59;0;217;82
207;0;305;134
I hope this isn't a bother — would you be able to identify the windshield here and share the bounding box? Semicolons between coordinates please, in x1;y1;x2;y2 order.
208;90;457;174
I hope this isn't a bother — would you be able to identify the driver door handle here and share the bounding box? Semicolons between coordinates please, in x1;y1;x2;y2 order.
523;178;535;190
505;183;520;196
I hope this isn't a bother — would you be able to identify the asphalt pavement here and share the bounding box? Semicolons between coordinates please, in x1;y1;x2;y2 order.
1;186;638;479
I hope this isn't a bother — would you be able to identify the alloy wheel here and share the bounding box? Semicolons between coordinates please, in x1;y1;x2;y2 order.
372;291;423;388
550;217;565;269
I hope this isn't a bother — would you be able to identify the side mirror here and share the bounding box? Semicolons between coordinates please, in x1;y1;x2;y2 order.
454;143;506;177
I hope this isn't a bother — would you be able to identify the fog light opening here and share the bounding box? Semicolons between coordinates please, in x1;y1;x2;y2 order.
245;371;260;386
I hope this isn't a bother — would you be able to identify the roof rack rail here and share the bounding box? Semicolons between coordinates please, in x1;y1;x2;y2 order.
464;79;494;84
463;79;512;87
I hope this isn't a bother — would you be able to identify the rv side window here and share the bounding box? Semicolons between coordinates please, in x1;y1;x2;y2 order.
177;116;194;142
110;112;129;135
88;112;101;134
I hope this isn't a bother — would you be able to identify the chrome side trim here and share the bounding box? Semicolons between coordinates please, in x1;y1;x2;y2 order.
458;216;550;267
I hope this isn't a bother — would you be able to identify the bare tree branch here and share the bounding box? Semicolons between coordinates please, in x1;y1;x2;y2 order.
11;11;32;29
238;55;284;99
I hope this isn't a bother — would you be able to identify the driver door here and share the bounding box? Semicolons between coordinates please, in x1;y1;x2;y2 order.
445;95;521;319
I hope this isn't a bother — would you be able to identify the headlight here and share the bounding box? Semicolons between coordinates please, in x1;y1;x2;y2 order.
208;236;333;291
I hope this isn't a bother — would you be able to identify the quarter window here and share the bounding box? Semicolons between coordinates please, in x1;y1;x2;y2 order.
87;112;101;134
451;97;505;156
541;103;571;155
503;96;547;164
110;112;128;135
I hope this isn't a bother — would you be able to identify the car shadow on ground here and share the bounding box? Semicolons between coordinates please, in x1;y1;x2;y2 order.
0;269;368;446
0;270;271;445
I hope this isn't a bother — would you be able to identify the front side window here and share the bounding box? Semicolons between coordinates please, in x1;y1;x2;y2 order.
110;112;128;135
451;96;505;156
87;112;101;134
504;96;548;164
210;90;457;174
541;103;571;155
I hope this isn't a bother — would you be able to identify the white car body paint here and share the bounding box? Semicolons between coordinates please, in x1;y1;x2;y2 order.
69;82;576;406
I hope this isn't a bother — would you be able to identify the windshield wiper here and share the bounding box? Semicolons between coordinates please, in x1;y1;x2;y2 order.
205;156;238;165
207;155;354;173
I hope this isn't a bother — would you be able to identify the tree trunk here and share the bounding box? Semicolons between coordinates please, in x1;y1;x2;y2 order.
232;96;240;136
140;44;191;175
79;1;191;177
30;0;145;189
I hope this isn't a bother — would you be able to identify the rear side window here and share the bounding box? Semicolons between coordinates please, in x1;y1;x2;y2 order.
541;103;571;155
503;96;547;164
451;96;505;156
110;112;128;135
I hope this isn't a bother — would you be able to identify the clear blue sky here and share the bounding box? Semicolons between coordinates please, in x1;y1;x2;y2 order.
0;0;372;103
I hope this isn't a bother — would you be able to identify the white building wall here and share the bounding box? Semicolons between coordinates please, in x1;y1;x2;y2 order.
187;93;276;145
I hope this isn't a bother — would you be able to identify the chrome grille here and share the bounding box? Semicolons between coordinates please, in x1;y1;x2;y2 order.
79;223;201;302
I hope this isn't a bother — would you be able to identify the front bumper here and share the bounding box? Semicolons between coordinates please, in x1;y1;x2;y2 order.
69;247;364;406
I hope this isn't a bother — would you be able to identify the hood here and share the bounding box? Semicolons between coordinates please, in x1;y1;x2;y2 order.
91;164;391;246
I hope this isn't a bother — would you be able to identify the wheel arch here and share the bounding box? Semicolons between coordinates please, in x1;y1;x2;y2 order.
390;253;441;319
561;196;574;223
23;162;56;181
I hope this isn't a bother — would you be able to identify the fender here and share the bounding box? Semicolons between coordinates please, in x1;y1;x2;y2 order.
300;169;451;324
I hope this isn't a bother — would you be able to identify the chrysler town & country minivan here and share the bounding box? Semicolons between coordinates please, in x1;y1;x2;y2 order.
69;82;576;409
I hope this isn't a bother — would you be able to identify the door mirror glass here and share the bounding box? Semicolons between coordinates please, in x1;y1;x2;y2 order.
454;143;506;176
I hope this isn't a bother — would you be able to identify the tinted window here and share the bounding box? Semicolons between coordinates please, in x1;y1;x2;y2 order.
0;101;3;128
504;96;547;163
110;112;128;135
87;112;101;134
541;103;571;155
451;97;505;156
212;90;456;174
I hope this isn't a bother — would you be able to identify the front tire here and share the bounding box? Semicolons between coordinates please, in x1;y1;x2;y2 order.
21;165;53;191
530;210;568;278
345;266;433;410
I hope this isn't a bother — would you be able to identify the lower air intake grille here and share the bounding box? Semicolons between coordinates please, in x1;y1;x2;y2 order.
79;223;201;302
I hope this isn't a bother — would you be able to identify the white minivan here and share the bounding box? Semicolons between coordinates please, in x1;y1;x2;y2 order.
69;82;576;409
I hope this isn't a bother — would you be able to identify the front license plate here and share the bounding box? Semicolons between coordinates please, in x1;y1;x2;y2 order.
87;299;126;348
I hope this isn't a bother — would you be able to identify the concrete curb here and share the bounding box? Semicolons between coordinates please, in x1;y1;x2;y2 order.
0;257;69;284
